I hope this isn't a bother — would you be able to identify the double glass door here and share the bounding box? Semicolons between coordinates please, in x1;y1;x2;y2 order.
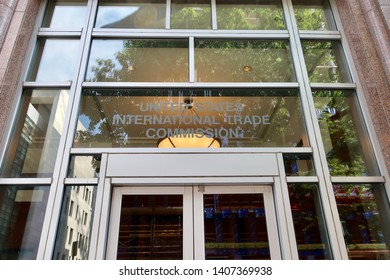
106;185;280;260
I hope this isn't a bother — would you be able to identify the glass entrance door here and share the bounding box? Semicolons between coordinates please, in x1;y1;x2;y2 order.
106;185;280;260
194;185;280;259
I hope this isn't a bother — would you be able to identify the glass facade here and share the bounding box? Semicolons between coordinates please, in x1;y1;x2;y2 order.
204;193;271;260
74;89;307;148
0;0;388;260
53;185;97;260
0;186;49;259
1;89;69;178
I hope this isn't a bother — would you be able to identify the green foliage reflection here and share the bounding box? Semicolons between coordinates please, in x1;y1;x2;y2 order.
195;40;295;82
313;90;377;176
217;5;285;30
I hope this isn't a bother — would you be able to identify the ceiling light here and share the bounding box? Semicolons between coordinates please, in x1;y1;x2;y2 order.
157;98;221;148
243;65;252;72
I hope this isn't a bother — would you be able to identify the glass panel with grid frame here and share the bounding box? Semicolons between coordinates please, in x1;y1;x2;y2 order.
216;0;285;30
195;39;295;82
171;0;212;29
95;0;166;29
42;0;88;28
1;89;69;178
0;186;49;260
292;0;337;31
73;88;308;148
53;185;97;260
204;193;271;260
85;39;189;82
288;183;332;259
334;184;390;260
301;40;351;83
313;90;380;176
116;195;183;260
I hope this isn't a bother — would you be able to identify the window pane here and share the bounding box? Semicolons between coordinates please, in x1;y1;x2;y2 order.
195;40;295;82
288;184;332;259
73;88;308;148
171;0;211;29
216;0;285;30
42;0;88;28
53;185;97;260
292;0;337;31
334;184;390;260
95;0;166;28
283;154;315;176
313;90;380;176
67;155;101;178
204;193;271;259
85;39;188;82
1;89;69;178
116;195;183;260
301;40;351;83
28;39;80;82
0;186;49;259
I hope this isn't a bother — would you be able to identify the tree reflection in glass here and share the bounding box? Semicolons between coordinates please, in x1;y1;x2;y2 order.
73;89;308;148
86;39;189;82
302;40;351;83
288;184;331;259
313;90;380;176
334;184;390;260
171;0;211;29
292;0;337;31
216;0;285;30
195;40;295;82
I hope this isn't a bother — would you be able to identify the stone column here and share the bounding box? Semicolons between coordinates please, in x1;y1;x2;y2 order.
0;0;41;139
335;0;390;176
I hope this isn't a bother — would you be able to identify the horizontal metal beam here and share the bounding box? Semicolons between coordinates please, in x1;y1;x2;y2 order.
0;178;52;185
70;147;313;154
111;176;275;185
81;82;300;88
331;176;385;184
92;29;290;39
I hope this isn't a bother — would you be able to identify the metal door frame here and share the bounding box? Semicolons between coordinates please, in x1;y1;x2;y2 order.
105;184;281;260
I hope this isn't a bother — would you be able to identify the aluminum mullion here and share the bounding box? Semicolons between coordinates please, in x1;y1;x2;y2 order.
64;178;99;185
331;176;385;184
275;153;299;259
41;0;100;260
70;147;313;155
0;178;52;185
81;82;299;88
166;0;171;29
38;30;82;38
211;0;217;30
286;176;319;183
299;32;341;40
91;30;289;39
283;0;348;259
23;81;72;88
89;153;109;260
111;177;275;185
310;83;356;89
189;37;195;82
